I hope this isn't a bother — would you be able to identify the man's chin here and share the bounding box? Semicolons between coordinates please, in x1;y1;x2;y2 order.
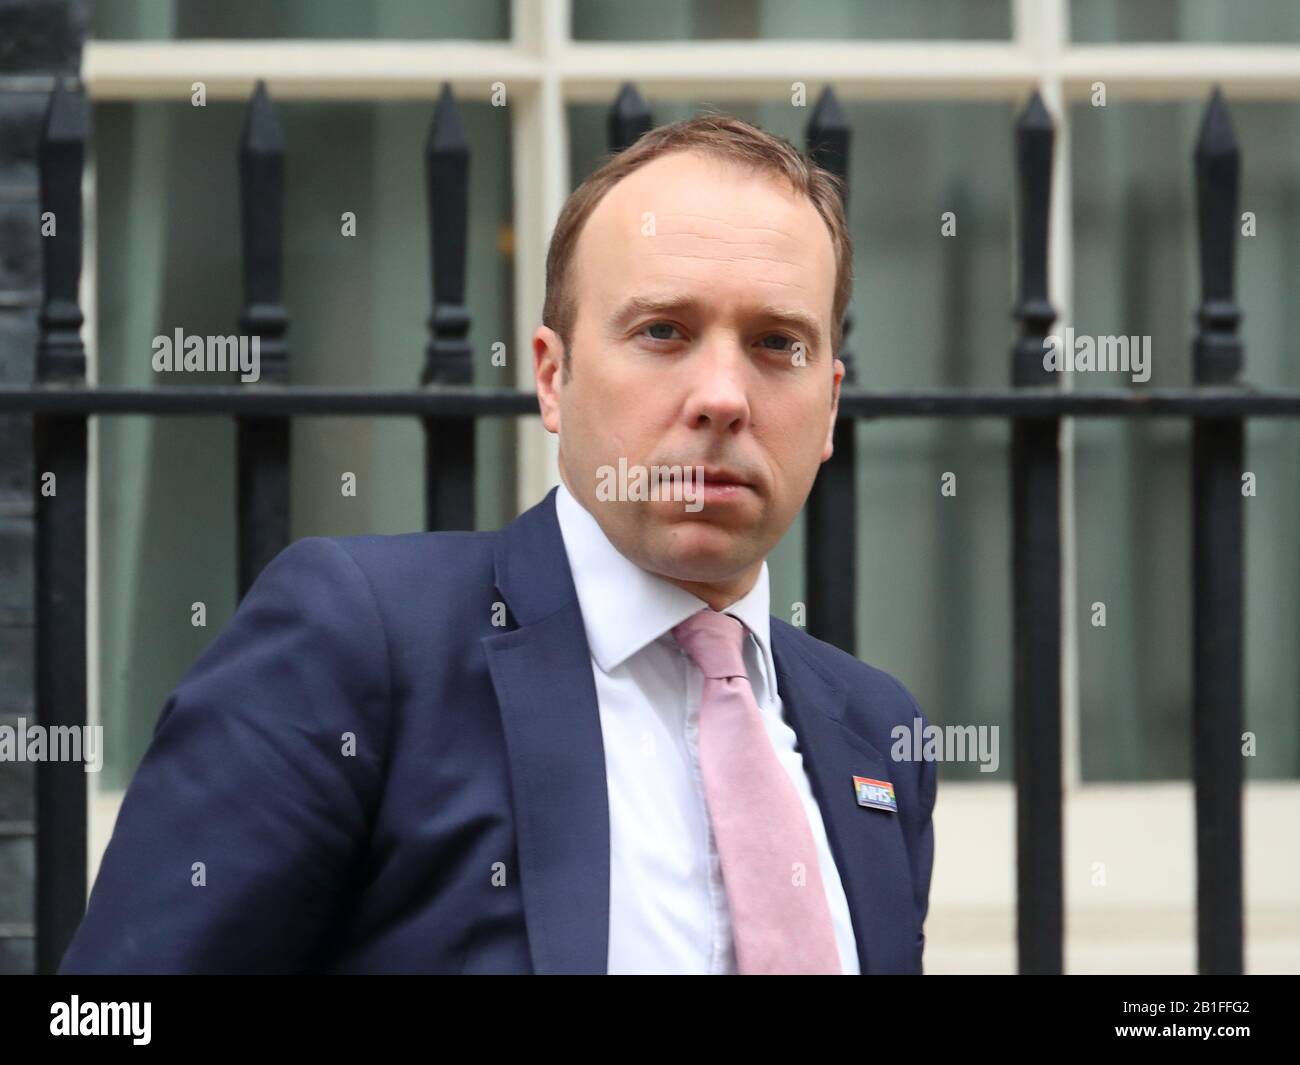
649;520;760;579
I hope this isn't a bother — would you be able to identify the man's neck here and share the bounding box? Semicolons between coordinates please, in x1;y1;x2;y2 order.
556;470;762;612
660;565;762;612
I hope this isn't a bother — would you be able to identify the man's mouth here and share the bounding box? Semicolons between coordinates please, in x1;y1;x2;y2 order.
642;462;760;510
688;467;757;507
699;466;751;489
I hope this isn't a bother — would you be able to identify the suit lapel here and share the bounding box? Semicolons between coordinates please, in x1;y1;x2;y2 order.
770;621;918;974
482;488;610;974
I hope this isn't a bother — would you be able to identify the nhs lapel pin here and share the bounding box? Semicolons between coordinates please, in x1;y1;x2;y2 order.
853;775;897;813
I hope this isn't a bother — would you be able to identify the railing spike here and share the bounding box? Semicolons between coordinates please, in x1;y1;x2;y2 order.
804;85;853;381
37;75;88;383
608;82;652;153
422;80;471;387
1192;85;1242;382
421;82;474;532
1011;90;1056;387
238;78;288;382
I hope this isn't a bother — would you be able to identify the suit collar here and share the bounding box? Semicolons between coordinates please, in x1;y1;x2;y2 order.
488;485;580;626
552;480;778;700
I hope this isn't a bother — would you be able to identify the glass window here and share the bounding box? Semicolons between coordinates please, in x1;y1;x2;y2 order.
1072;0;1300;44
91;0;511;41
573;0;1010;41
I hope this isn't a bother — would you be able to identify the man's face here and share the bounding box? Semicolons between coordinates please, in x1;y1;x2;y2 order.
534;149;843;605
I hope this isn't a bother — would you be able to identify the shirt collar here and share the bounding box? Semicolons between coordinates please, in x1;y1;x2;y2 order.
553;479;778;699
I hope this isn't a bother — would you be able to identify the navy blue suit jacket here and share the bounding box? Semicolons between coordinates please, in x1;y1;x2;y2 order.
60;487;937;974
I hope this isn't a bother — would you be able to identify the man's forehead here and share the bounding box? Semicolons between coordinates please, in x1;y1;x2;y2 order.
575;156;832;285
561;151;836;347
591;151;804;232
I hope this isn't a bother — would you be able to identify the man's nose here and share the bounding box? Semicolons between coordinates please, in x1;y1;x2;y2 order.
682;336;751;431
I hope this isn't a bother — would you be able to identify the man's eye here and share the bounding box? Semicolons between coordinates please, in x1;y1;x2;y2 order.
641;322;681;342
636;325;799;350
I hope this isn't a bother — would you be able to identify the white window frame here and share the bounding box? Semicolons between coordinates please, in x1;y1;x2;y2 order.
78;0;1300;973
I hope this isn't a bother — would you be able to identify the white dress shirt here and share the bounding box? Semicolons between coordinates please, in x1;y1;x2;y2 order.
553;481;859;974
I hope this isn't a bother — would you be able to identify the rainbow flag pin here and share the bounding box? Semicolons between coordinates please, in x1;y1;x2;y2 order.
852;775;897;813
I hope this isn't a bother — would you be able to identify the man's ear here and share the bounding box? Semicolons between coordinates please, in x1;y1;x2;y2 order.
534;325;564;435
822;356;845;462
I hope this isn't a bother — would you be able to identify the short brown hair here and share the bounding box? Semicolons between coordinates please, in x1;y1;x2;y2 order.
542;113;853;377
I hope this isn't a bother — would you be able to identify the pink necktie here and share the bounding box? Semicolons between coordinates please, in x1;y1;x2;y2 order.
672;608;842;974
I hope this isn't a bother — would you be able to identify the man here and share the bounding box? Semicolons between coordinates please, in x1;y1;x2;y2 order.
60;114;937;975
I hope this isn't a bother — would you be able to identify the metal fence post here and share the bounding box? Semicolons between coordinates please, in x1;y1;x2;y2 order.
33;76;88;975
1190;87;1245;976
1010;90;1063;975
421;83;474;532
804;86;857;654
236;80;289;597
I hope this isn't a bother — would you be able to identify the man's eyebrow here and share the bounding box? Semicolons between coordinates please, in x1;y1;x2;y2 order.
608;294;825;349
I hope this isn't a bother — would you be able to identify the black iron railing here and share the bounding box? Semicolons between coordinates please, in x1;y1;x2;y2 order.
15;77;1281;975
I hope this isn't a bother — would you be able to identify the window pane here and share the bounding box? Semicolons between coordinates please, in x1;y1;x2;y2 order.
1072;0;1300;44
1071;99;1300;780
843;101;1014;785
91;0;510;40
93;98;514;787
573;0;1010;41
569;97;1015;781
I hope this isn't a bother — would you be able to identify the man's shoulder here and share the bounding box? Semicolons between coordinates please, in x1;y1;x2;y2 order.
770;615;926;727
328;527;494;572
256;528;500;618
270;527;493;576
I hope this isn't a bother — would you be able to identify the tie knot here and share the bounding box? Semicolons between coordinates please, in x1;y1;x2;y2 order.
672;608;748;680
